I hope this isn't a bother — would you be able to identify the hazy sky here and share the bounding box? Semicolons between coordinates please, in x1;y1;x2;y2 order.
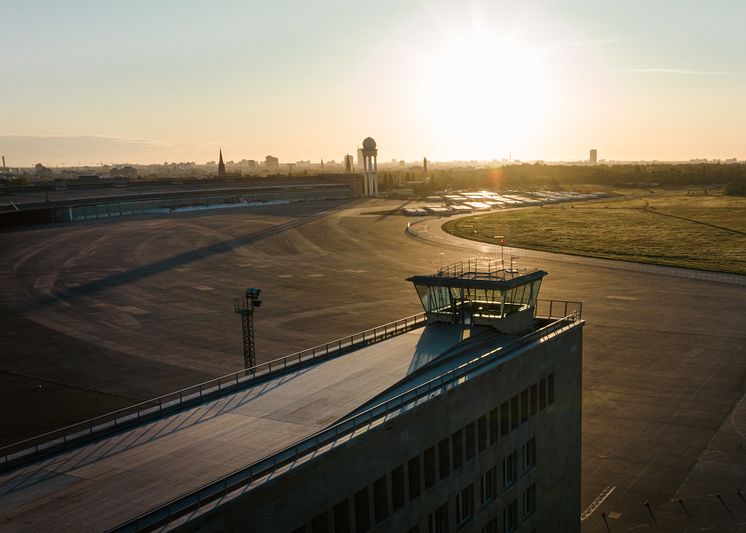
2;0;745;166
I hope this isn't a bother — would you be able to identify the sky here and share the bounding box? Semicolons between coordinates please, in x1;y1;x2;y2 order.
2;0;745;166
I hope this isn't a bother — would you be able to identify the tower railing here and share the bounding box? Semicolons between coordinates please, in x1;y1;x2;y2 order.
437;256;510;280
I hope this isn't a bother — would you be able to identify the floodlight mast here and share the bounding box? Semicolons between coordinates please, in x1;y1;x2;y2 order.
234;288;262;369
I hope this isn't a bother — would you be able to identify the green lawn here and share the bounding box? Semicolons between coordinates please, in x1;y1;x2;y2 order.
442;190;746;275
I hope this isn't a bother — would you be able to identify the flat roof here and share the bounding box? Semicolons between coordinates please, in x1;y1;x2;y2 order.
407;269;547;291
0;323;490;531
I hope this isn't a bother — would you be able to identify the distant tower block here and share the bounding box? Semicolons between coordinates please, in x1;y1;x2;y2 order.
218;149;226;177
423;157;428;175
344;154;353;173
361;137;378;196
589;148;598;165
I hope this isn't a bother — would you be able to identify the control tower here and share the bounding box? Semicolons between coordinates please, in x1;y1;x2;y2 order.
408;257;549;334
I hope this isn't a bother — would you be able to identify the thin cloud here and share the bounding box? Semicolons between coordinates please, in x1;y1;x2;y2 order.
610;68;745;76
543;38;616;52
0;135;196;166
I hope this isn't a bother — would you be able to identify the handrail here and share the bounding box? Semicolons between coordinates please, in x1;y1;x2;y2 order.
112;314;583;532
535;299;582;320
0;312;428;471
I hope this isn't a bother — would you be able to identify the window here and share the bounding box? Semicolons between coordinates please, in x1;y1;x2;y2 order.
354;487;370;533
480;466;497;505
521;390;529;424
392;466;405;512
439;438;450;480
502;451;517;488
539;378;547;410
465;422;476;461
504;499;518;532
481;516;498;533
424;447;436;489
530;384;538;416
500;402;510;436
333;499;351;533
374;476;388;524
489;408;499;445
311;511;329;533
510;396;519;430
409;456;421;501
523;483;537;517
523;438;536;472
477;416;488;452
452;429;464;470
548;373;555;404
428;502;449;533
455;484;475;526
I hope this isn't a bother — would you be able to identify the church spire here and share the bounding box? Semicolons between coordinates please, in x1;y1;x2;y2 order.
218;148;226;178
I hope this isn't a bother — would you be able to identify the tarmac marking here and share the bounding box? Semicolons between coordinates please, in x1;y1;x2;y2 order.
580;485;616;521
605;295;638;301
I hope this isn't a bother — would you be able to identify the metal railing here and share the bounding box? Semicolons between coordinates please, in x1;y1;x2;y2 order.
437;256;507;280
113;313;583;532
535;299;582;320
0;312;428;471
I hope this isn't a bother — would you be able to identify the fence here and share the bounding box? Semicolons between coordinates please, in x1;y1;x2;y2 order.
0;312;428;471
114;313;583;532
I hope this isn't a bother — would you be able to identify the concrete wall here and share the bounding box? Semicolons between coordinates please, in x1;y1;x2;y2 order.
179;324;583;533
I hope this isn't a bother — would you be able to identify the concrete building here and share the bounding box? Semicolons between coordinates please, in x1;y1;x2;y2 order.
589;149;597;165
266;155;280;172
361;136;379;196
345;154;354;173
0;259;583;532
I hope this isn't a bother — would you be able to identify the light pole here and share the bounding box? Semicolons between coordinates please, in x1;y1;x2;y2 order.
234;288;262;370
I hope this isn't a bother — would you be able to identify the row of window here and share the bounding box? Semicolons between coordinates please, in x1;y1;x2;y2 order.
427;481;536;533
291;373;555;533
70;188;351;220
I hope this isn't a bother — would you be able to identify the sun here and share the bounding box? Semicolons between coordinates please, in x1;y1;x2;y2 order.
421;31;548;158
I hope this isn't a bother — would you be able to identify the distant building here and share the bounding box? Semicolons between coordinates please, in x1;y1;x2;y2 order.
218;149;226;178
357;147;364;169
344;154;354;173
110;166;138;180
423;157;428;175
265;155;279;172
589;149;598;165
33;163;53;178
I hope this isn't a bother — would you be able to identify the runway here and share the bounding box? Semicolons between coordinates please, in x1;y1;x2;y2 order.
1;198;745;530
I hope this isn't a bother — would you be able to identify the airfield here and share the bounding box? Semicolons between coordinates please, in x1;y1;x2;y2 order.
1;197;745;531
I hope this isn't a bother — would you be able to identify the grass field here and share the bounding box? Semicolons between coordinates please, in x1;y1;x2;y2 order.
442;189;746;275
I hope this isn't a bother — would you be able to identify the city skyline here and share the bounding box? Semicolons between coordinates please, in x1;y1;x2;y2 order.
3;0;746;166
